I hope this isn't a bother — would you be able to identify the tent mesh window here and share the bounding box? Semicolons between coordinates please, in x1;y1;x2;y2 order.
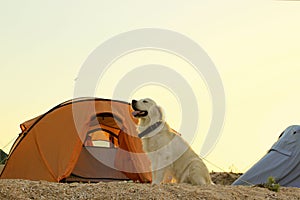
84;113;122;148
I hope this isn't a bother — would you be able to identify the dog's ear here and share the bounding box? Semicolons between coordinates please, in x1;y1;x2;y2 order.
155;105;164;121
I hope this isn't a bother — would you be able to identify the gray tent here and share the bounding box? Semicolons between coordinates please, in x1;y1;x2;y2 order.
233;125;300;188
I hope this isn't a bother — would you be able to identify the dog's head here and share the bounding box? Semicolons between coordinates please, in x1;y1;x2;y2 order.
131;98;163;121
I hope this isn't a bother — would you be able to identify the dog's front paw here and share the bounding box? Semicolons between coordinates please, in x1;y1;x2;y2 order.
151;181;161;186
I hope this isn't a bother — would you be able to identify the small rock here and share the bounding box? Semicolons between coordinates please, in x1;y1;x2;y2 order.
69;182;79;187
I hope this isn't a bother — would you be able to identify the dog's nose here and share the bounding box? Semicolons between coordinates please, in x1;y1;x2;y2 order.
132;100;137;105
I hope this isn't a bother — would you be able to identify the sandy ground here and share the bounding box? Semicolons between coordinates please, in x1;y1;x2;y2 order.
0;173;299;200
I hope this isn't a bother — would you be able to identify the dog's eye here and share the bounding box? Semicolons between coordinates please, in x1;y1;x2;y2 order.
143;100;148;103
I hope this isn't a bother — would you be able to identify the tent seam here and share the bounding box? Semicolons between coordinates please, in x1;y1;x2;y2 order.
34;133;57;181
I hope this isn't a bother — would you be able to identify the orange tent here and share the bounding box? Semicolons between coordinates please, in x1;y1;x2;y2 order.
0;98;152;182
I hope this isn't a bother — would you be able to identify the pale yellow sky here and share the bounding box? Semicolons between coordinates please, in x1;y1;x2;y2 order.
1;0;300;172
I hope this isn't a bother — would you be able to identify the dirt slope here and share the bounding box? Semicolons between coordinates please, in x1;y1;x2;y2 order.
0;173;299;200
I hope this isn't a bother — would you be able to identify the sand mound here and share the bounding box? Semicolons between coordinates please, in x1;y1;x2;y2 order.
0;173;299;199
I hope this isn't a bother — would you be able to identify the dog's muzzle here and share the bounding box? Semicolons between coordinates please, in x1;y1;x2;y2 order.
131;100;148;118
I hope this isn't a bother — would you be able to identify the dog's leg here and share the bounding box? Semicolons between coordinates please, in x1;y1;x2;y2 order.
152;168;167;185
189;175;207;185
150;152;168;185
188;161;211;185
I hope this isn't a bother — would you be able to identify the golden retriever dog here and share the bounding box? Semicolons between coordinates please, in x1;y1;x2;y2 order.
131;98;212;185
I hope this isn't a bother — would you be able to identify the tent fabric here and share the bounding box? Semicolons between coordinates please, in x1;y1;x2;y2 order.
0;98;152;182
71;147;129;180
232;125;300;187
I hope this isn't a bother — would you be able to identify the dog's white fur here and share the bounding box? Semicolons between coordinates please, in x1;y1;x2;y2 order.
132;98;212;185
